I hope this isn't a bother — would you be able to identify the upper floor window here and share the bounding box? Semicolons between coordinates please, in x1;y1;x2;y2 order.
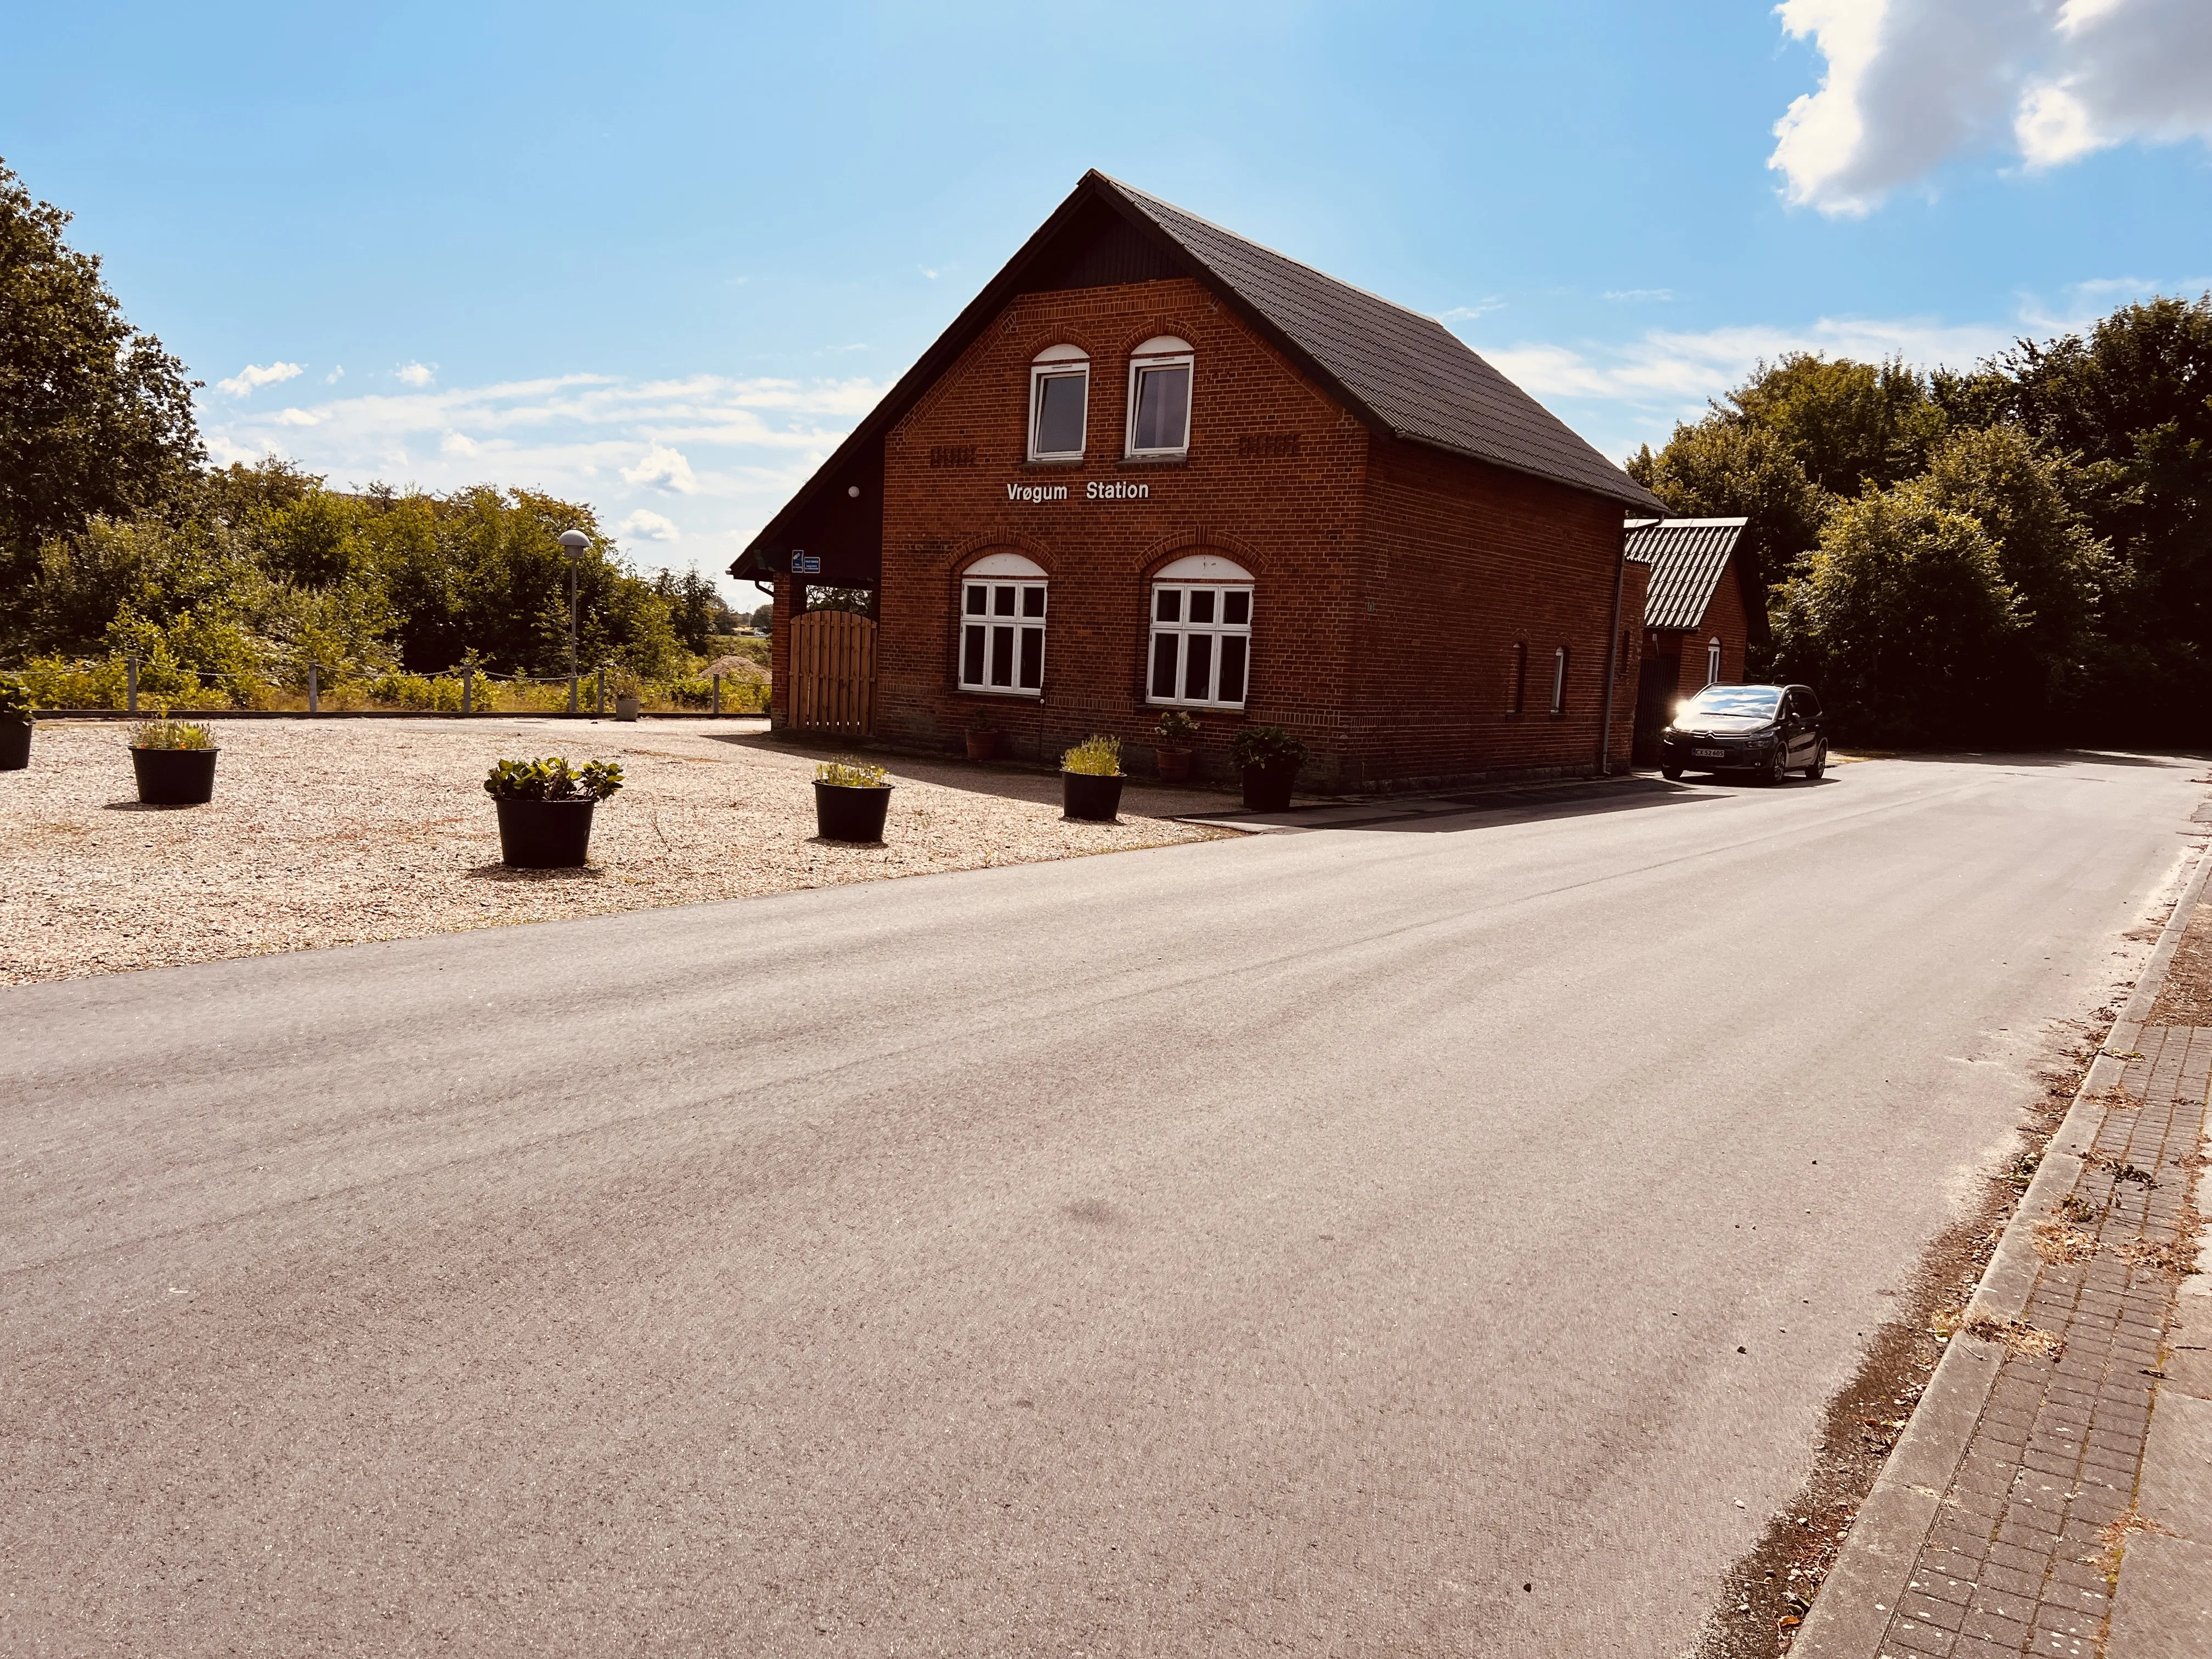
1028;345;1088;462
958;552;1047;696
1126;336;1193;457
1147;552;1251;708
1550;646;1570;716
1509;642;1528;715
1705;638;1722;688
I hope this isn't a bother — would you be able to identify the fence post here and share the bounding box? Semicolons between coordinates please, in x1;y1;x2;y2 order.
713;673;722;716
568;672;579;715
126;654;139;715
595;665;605;718
308;663;320;714
462;665;473;715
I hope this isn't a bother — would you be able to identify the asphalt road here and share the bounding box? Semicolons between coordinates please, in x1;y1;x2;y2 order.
5;754;2204;1657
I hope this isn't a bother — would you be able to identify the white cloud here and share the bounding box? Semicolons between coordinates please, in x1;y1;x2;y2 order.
1770;0;2212;214
325;365;345;384
216;360;304;396
1453;281;2169;462
1442;298;1505;321
395;362;437;387
620;442;698;493
1602;289;1674;303
272;408;323;427
617;509;681;542
918;265;939;279
440;431;479;457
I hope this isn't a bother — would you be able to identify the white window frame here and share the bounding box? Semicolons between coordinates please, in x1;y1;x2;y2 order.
1148;582;1252;709
957;560;1048;697
1027;347;1090;463
1125;337;1195;458
1550;646;1569;716
1705;637;1722;688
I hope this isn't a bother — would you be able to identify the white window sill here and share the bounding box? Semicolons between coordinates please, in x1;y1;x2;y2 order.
1146;698;1245;712
958;687;1043;699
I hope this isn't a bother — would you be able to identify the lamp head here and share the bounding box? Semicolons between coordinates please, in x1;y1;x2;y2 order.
557;529;590;558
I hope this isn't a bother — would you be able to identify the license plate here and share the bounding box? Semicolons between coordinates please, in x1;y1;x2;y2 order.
1693;747;1725;758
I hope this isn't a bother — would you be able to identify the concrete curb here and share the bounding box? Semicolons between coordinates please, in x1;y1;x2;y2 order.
1796;841;2212;1656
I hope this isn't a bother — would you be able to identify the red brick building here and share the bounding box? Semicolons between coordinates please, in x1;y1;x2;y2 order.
1623;517;1763;763
738;172;1664;791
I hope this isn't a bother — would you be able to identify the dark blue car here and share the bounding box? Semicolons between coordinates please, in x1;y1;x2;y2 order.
1659;682;1828;783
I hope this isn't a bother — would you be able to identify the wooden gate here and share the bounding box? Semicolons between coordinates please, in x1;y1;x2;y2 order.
789;610;877;736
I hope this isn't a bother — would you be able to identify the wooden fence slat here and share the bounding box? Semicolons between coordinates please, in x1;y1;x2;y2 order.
789;611;877;737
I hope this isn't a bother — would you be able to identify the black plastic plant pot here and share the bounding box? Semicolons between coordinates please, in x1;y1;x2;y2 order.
1241;760;1298;812
494;798;597;867
0;717;30;771
1062;770;1125;822
814;781;891;843
131;747;218;806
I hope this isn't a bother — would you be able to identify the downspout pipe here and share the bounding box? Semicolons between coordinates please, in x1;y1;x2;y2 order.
1596;518;1631;777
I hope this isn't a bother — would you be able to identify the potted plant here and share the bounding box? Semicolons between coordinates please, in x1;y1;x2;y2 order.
1152;709;1198;783
129;716;219;805
1232;724;1307;811
815;760;893;842
0;674;33;772
612;668;642;723
1060;733;1125;822
964;712;1002;762
483;756;624;867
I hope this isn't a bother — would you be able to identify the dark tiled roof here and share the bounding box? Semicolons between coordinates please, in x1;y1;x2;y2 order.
1625;517;1746;631
1108;178;1662;511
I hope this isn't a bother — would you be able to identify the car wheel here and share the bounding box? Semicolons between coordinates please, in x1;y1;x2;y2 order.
1807;743;1827;781
1765;743;1790;786
1661;764;1684;781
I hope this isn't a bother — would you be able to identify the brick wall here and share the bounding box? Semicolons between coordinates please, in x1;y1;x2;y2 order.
778;273;1643;789
1663;555;1752;697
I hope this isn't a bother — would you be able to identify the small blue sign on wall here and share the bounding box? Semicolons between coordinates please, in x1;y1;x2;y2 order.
790;551;821;575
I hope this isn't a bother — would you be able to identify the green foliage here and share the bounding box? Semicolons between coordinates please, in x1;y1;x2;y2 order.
0;159;202;594
1725;353;1949;496
748;603;774;633
1060;733;1122;776
966;709;1001;733
482;757;625;802
130;718;213;750
0;673;32;717
1773;488;2022;746
1154;709;1199;743
815;761;889;788
1232;724;1308;769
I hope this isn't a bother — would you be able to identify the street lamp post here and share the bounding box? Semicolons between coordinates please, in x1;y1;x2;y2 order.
558;529;590;714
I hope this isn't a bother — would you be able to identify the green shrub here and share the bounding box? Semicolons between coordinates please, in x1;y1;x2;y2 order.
1060;734;1122;776
483;757;625;802
1154;709;1198;743
1231;724;1307;769
967;710;1001;734
816;761;888;788
131;718;214;750
0;675;32;718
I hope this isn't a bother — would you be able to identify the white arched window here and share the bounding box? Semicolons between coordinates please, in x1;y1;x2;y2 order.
958;553;1048;695
1705;637;1722;688
1550;646;1570;716
1126;335;1193;457
1148;553;1252;708
1028;345;1088;462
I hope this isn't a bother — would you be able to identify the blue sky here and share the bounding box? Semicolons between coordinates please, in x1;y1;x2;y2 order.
8;1;2209;595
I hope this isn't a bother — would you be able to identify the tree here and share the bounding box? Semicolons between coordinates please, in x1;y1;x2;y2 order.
1627;419;1829;608
652;567;737;652
1725;353;1948;497
1997;296;2212;732
1773;487;2022;746
0;157;202;607
1920;424;2109;735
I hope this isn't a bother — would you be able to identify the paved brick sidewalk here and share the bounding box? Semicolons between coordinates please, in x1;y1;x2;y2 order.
1861;1027;2207;1658
1799;857;2212;1659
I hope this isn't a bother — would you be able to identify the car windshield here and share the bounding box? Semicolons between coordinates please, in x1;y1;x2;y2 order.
1684;686;1782;718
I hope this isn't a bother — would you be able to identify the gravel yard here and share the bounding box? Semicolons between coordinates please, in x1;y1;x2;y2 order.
0;718;1239;985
